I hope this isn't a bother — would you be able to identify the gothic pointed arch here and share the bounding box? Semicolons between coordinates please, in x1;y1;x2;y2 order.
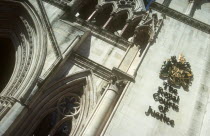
11;70;96;136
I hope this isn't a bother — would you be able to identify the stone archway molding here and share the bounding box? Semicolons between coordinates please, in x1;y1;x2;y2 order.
0;0;47;101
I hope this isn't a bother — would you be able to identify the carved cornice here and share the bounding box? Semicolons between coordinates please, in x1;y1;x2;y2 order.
70;53;136;83
71;53;113;80
151;2;210;34
112;67;135;82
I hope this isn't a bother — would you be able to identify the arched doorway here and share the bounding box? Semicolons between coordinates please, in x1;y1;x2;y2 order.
0;1;47;99
0;38;15;91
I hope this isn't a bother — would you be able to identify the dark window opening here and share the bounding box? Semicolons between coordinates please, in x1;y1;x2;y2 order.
77;0;98;20
122;18;142;40
0;38;15;92
54;121;72;136
32;111;72;136
107;12;128;34
32;112;58;136
93;5;113;27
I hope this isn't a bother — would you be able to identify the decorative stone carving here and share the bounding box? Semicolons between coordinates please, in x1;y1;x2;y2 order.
104;0;145;11
160;54;193;90
116;79;127;90
109;74;128;91
134;13;162;46
57;94;81;116
0;96;17;119
117;0;136;8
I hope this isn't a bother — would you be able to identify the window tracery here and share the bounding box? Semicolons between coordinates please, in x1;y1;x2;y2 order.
33;93;81;136
13;71;96;136
57;94;81;116
117;0;136;8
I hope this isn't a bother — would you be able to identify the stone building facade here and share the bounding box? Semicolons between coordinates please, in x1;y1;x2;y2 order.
0;0;210;136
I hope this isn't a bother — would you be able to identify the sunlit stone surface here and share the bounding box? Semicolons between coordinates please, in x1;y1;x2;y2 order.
0;0;210;136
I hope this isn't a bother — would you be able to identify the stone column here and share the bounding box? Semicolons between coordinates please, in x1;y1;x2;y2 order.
102;13;115;29
120;20;131;37
81;78;126;136
86;5;102;22
185;0;195;16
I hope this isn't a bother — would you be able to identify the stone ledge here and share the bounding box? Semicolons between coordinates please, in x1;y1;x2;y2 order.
71;53;113;80
151;2;210;34
75;18;132;51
